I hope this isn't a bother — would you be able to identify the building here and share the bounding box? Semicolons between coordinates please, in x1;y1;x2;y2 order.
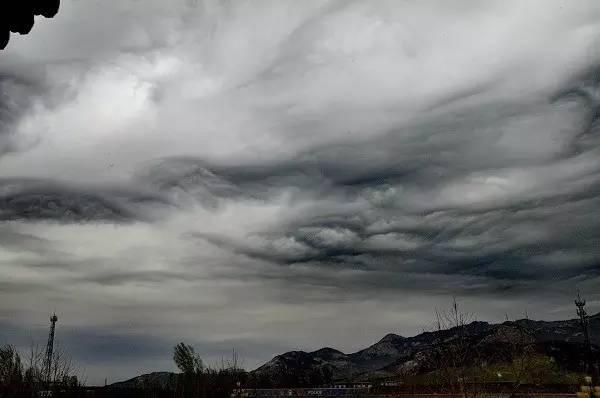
234;387;370;398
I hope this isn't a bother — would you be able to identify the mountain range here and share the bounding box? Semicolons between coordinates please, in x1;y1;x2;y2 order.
112;312;600;388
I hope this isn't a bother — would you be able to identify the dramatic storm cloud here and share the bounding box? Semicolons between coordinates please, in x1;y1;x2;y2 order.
1;0;600;385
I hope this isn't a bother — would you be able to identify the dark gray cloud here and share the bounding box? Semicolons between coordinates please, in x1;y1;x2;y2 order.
170;69;600;297
0;178;171;222
137;158;244;208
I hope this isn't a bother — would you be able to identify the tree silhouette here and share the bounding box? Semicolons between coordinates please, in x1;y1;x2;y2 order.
1;0;61;50
173;342;204;375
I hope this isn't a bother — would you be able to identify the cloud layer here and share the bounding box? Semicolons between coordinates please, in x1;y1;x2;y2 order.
1;0;600;385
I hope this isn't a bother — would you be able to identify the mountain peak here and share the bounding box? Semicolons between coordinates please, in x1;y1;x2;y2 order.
311;347;345;356
378;333;404;343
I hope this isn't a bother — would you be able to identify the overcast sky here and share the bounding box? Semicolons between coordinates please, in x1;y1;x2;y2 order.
1;0;600;386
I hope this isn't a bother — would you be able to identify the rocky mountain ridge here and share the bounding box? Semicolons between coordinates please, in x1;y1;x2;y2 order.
111;312;599;387
251;313;600;384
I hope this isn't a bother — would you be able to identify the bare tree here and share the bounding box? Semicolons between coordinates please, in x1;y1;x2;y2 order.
0;345;23;396
429;298;483;398
493;320;537;396
49;343;79;388
24;342;45;390
0;342;81;397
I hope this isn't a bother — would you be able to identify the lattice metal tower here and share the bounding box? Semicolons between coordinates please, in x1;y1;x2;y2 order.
575;292;596;385
44;313;58;383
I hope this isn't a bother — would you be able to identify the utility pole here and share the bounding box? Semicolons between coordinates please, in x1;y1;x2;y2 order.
44;313;58;385
575;292;596;386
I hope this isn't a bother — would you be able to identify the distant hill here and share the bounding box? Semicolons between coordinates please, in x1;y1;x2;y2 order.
111;312;599;388
110;371;177;390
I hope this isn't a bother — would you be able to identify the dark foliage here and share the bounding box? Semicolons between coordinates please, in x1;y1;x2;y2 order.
1;0;60;50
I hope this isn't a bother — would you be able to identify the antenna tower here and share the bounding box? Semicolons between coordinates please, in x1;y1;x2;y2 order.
44;313;58;384
575;292;596;385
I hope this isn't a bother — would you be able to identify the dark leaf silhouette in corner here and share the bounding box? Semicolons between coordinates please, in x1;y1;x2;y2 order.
1;0;60;50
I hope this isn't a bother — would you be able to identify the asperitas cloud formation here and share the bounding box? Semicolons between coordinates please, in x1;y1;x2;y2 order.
0;0;599;384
